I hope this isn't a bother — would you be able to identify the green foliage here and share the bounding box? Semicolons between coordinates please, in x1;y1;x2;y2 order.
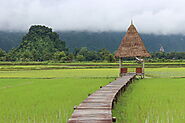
0;48;6;57
76;54;85;61
98;48;115;62
104;54;115;62
151;52;185;60
0;48;6;61
73;47;115;62
11;25;66;61
53;51;67;62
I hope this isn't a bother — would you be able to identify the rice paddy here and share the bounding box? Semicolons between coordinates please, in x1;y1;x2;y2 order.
0;63;185;122
0;78;113;122
113;77;185;123
0;68;116;122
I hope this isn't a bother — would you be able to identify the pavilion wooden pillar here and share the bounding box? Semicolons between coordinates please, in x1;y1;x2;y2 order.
119;57;122;69
142;60;145;78
119;57;122;77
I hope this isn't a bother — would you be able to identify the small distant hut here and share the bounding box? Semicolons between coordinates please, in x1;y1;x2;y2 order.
115;21;150;78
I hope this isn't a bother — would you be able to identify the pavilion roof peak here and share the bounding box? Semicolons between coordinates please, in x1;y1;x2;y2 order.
115;23;151;58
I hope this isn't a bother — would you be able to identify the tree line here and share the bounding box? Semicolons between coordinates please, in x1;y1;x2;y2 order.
1;47;185;62
0;47;115;62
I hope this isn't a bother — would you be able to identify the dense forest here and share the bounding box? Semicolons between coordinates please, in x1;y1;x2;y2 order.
0;25;185;62
1;31;185;52
60;31;185;52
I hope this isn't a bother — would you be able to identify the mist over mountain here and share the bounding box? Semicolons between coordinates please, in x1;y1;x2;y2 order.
1;31;185;52
0;31;25;51
1;0;185;35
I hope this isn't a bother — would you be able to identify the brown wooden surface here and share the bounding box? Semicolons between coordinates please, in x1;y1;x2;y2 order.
68;74;136;123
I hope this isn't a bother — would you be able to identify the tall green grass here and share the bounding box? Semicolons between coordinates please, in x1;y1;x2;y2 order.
145;68;185;78
1;62;185;71
113;78;185;123
0;78;112;122
0;68;118;122
1;68;185;79
0;69;119;79
0;66;185;122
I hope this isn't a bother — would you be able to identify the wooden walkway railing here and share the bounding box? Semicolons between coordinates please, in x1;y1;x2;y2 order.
68;73;136;123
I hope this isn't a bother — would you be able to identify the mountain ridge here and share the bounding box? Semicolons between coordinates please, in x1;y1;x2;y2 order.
1;31;185;52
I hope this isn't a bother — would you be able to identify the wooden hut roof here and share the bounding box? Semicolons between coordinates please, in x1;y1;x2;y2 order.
115;23;151;58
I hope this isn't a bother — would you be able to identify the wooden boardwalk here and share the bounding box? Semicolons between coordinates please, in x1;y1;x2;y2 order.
68;73;136;123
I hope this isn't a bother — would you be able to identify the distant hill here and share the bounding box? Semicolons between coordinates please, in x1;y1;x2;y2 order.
60;31;185;52
10;25;66;61
1;31;185;52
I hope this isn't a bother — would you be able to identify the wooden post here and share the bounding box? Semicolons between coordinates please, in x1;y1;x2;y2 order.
142;60;145;78
119;57;122;68
119;57;122;77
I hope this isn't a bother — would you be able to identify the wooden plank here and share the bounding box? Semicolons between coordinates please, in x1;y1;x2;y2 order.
68;74;136;123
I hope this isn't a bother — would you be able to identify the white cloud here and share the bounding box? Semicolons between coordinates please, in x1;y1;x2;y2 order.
0;0;185;34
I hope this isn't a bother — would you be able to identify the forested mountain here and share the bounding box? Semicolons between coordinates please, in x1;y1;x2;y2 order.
60;32;185;52
1;31;185;52
8;25;66;61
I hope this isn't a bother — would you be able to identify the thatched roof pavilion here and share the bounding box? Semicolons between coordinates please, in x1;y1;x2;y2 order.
115;22;150;58
115;22;150;78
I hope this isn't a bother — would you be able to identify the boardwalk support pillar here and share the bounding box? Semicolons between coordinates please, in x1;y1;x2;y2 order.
112;117;116;122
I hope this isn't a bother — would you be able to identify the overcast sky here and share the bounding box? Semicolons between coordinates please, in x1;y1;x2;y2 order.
1;0;185;34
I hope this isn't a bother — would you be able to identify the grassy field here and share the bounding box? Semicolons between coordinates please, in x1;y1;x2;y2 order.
0;63;185;122
0;78;112;123
1;61;185;71
112;67;185;123
1;67;185;79
145;68;185;78
113;78;185;123
0;69;117;123
0;69;119;79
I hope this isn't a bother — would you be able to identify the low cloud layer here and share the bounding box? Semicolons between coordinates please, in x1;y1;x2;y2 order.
1;0;185;34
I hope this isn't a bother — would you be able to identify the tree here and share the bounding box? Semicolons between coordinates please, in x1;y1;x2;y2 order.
53;51;67;62
0;48;6;61
76;55;85;61
105;54;115;62
98;48;111;61
0;48;6;57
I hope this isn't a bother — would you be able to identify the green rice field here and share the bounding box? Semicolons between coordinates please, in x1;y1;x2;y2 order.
0;63;185;122
0;78;112;122
113;78;185;123
0;69;116;122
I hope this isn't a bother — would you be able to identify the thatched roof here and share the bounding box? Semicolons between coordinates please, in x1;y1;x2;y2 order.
115;23;151;58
